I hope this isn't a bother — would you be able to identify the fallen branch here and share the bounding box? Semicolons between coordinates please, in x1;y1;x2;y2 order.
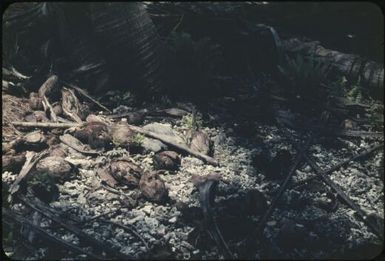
2;208;102;260
12;121;81;129
285;138;384;240
255;135;313;235
303;153;383;239
291;143;384;189
128;124;219;166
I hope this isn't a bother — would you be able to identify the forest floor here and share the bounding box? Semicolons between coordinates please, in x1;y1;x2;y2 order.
2;70;384;260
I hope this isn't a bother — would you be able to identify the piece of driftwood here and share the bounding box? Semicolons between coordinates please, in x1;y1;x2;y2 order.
18;195;133;259
9;150;49;197
65;82;112;113
12;121;81;129
128;124;219;166
59;134;100;155
2;208;102;260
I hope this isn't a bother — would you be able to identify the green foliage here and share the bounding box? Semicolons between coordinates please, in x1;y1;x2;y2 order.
278;54;331;93
278;54;332;113
27;172;56;193
346;83;364;103
181;113;203;130
131;133;145;146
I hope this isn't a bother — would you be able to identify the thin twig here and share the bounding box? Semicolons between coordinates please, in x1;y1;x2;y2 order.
12;121;81;129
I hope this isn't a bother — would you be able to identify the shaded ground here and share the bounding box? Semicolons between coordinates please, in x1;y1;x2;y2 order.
2;68;384;259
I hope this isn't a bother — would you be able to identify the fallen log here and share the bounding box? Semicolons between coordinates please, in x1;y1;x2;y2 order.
282;38;384;96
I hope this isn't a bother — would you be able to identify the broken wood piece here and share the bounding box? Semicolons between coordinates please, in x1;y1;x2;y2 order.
59;134;100;155
38;75;59;98
42;95;58;122
12;121;81;129
61;87;83;123
65;82;112;113
9;150;49;197
128;124;219;166
2;208;102;260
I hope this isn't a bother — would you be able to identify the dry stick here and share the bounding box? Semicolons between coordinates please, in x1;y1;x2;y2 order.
2;208;102;260
302;153;383;239
12;121;81;129
9;150;49;196
65;82;112;113
17;195;133;260
255;135;313;235
98;219;150;251
128;124;219;166
291;143;384;189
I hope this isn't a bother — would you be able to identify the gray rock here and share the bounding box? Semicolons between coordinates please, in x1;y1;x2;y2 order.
142;137;167;153
143;123;186;146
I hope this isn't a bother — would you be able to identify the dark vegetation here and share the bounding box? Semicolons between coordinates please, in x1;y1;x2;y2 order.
2;2;384;260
